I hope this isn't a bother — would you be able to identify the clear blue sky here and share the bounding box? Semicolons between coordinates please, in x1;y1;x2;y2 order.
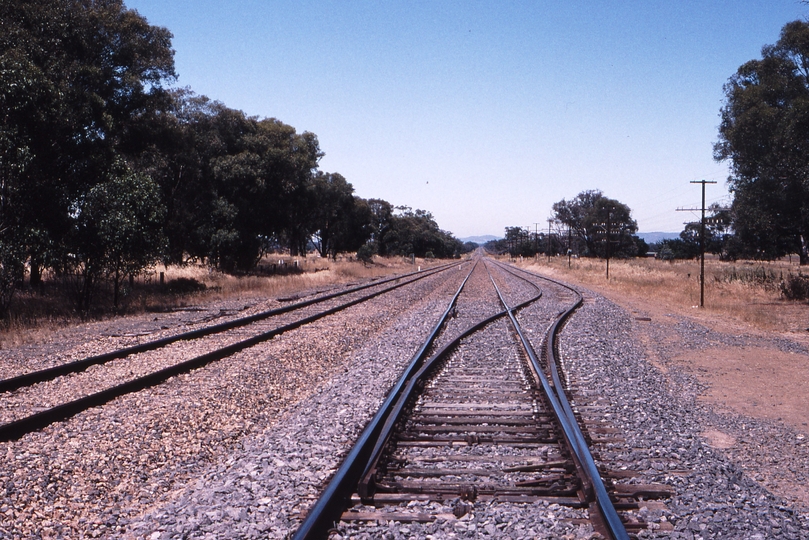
127;0;808;238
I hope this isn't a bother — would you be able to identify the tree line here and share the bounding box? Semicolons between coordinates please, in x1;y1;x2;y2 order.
0;0;466;316
488;190;648;259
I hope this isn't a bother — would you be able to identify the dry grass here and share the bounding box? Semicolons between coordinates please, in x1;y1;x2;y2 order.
0;255;433;348
505;255;808;333
154;255;428;303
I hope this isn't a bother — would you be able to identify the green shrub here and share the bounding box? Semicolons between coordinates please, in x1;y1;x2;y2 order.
780;273;809;300
357;244;376;264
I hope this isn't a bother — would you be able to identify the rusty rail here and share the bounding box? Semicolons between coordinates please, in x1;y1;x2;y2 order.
0;262;465;442
0;262;457;394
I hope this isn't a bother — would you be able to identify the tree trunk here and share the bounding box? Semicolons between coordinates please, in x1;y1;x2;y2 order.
29;254;42;287
113;268;120;311
79;270;93;317
13;263;24;288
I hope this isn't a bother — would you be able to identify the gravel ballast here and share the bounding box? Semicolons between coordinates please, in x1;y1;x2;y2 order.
555;289;809;539
3;260;808;539
0;266;467;538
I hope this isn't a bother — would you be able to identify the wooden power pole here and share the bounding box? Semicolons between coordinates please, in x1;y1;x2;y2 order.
677;180;717;308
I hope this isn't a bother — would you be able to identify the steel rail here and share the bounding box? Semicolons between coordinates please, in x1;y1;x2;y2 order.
355;288;543;501
0;261;464;443
488;259;629;540
294;258;546;539
292;259;482;540
0;262;457;394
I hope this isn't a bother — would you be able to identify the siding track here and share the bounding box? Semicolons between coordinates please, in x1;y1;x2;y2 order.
0;262;461;442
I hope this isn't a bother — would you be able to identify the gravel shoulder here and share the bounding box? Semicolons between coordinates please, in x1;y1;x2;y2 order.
543;273;809;538
562;279;809;513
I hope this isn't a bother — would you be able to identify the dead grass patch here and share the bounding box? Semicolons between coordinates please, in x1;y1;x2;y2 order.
509;255;808;335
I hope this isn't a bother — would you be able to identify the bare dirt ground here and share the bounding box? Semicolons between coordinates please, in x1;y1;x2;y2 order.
629;296;809;511
606;292;809;434
525;264;809;510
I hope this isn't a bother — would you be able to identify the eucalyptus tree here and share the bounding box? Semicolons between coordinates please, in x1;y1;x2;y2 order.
130;90;219;265
381;207;463;258
715;20;809;264
552;190;638;258
366;198;394;255
0;0;175;313
205;115;322;271
310;172;358;259
69;164;166;313
503;226;532;257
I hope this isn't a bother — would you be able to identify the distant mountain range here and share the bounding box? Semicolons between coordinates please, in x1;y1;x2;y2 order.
459;235;500;244
460;232;679;245
637;231;679;244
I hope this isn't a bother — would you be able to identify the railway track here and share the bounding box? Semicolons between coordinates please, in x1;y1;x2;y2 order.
295;257;672;539
0;255;685;538
0;261;463;442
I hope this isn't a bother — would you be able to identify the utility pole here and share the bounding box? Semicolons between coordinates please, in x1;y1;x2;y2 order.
547;218;553;262
533;223;540;259
605;208;612;280
600;208;623;280
694;180;716;308
567;226;572;268
677;180;717;308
